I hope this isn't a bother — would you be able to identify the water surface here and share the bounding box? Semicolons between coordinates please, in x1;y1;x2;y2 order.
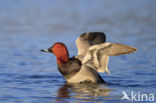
0;0;156;103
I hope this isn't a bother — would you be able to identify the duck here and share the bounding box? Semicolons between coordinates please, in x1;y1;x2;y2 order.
41;32;137;83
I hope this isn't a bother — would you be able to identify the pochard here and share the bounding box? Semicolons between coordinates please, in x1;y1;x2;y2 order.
41;32;137;83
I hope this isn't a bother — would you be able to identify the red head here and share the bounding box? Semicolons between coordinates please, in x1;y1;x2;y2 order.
41;42;69;64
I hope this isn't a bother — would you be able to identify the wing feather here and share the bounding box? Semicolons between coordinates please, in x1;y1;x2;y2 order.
82;43;137;73
76;32;106;56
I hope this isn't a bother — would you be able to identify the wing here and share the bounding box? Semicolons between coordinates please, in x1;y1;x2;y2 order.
82;43;137;73
80;32;106;44
76;32;106;56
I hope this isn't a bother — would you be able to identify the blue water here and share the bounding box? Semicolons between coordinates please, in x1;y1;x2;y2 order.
0;0;156;103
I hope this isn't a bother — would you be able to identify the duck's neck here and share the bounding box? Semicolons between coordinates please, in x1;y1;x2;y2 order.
57;56;69;65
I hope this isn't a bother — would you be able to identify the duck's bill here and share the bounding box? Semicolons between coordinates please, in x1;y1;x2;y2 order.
40;48;52;53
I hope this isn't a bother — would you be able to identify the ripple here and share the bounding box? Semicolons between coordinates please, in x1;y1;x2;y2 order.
0;0;156;103
28;75;55;79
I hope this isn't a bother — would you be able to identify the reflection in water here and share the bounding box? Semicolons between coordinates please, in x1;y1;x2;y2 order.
57;83;71;98
56;82;112;102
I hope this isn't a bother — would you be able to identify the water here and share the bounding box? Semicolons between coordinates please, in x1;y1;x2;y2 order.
0;0;156;103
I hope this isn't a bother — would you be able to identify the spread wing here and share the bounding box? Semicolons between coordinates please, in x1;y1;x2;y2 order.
82;43;137;73
79;32;106;44
76;32;106;56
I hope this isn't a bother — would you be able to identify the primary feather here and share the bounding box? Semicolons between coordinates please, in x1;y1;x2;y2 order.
82;43;137;73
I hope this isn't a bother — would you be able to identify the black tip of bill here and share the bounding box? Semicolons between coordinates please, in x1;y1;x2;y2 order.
40;49;49;52
40;48;52;53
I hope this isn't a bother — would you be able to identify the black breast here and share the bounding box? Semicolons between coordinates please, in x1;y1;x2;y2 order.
58;57;82;79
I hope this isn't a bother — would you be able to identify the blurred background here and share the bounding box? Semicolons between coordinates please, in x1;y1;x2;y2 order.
0;0;156;103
